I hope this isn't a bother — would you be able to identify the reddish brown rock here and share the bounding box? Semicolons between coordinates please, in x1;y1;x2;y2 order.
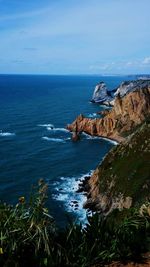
67;87;150;143
71;131;80;142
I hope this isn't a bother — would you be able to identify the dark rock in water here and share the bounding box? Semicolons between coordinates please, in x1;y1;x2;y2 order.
84;183;91;192
76;176;91;193
71;200;78;204
71;131;80;142
76;187;84;193
84;176;91;181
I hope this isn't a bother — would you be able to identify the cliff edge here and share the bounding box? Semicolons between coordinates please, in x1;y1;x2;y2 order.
83;121;150;213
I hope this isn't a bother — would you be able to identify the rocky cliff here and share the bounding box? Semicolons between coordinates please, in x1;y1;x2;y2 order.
91;79;150;106
67;87;150;142
83;121;150;214
114;79;150;98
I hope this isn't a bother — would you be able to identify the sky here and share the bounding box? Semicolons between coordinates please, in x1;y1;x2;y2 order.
0;0;150;75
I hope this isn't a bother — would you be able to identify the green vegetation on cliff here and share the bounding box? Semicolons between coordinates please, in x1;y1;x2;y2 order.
98;121;150;205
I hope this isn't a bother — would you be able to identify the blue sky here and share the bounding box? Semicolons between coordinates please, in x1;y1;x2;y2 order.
0;0;150;74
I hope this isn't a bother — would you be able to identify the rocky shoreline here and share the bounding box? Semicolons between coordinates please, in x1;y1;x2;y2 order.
76;175;98;212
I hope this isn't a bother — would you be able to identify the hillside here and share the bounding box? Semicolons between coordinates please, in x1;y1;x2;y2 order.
83;121;150;213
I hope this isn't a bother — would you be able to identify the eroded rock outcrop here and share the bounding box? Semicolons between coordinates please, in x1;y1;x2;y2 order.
91;82;114;104
67;87;150;142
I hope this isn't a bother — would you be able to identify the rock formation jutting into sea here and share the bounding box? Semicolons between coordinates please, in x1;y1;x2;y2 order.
67;79;150;143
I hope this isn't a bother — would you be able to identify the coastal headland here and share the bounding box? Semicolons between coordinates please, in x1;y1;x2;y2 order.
67;79;150;214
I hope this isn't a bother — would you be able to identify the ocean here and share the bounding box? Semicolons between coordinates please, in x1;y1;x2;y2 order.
0;74;135;226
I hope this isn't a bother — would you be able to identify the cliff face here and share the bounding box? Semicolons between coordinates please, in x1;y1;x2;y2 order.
83;122;150;214
114;79;150;98
67;87;150;142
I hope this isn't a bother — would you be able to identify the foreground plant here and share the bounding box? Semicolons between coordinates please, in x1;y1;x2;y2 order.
0;179;56;266
0;181;150;267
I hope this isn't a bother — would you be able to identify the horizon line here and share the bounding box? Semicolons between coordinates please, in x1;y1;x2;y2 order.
0;73;149;76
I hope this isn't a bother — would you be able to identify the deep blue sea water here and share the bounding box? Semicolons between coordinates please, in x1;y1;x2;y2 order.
0;74;136;225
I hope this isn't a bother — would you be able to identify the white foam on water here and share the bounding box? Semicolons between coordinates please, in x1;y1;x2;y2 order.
42;136;66;143
53;193;69;201
82;132;100;140
0;131;15;137
38;123;54;128
47;127;69;133
60;177;66;180
52;170;94;223
82;132;118;145
87;113;97;118
47;126;54;130
38;123;68;133
42;136;71;143
64;137;71;141
99;104;111;109
100;137;118;145
38;123;69;134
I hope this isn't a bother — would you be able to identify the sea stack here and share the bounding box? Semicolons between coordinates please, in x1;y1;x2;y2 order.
91;81;113;104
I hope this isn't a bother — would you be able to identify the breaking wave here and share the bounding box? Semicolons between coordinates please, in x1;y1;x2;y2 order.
38;123;54;128
0;131;15;137
51;170;93;222
42;137;66;143
87;113;97;118
42;136;71;142
47;127;69;133
38;123;69;132
82;132;118;145
82;132;100;140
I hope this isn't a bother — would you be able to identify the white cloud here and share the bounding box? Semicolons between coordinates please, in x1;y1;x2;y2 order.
142;57;150;65
126;61;134;66
89;57;150;74
89;62;115;71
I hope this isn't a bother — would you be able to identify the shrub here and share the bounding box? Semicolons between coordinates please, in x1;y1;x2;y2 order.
0;181;150;267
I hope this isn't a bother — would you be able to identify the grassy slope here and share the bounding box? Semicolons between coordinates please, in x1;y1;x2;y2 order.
97;121;150;206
